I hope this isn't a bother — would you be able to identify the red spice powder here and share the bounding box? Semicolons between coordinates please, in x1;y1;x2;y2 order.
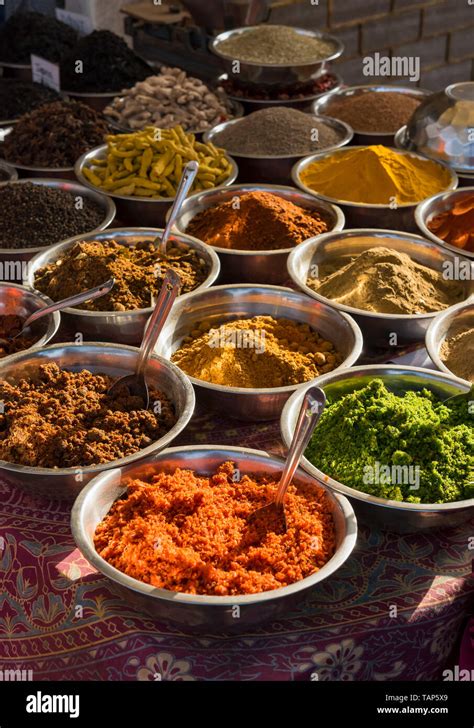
94;461;336;596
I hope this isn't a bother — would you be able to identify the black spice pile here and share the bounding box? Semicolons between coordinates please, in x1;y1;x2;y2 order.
0;183;104;249
211;107;343;156
0;79;59;121
61;30;153;92
0;11;77;64
1;100;108;168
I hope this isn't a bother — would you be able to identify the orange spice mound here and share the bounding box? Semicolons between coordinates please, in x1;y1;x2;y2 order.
186;191;330;251
94;461;336;596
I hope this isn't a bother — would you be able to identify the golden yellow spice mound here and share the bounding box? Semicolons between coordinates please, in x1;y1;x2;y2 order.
300;145;452;205
171;315;342;388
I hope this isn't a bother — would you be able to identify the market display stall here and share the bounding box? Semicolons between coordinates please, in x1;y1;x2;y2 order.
0;7;472;684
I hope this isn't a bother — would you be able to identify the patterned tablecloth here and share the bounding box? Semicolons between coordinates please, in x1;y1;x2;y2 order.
1;405;473;682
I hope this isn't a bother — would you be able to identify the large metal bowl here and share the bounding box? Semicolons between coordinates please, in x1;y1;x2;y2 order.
27;227;220;346
292;146;458;232
0;178;116;283
155;284;363;421
169;183;345;285
287;228;474;349
0;159;18;182
71;445;357;630
312;84;432;146
75;144;238;227
281;365;474;533
415;186;474;259
425;296;474;382
400;82;474;174
210;26;343;86
203;114;353;185
0;282;60;358
218;71;343;113
0;343;195;500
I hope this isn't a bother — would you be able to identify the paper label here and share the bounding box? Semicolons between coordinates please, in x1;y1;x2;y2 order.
55;8;93;35
31;55;61;92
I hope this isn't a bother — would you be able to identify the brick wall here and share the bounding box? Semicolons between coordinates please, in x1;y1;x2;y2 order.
269;0;474;90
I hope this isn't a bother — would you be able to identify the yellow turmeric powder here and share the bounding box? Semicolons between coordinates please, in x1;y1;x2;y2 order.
299;145;452;205
171;315;342;388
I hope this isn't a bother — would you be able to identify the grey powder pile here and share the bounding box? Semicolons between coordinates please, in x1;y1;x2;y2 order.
211;107;343;156
216;25;336;64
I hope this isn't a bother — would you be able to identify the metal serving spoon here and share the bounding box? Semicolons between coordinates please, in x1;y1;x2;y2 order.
0;278;115;344
107;268;181;408
247;385;327;535
443;383;474;407
155;160;199;256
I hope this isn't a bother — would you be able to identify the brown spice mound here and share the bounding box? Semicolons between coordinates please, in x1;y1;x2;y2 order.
326;91;421;133
172;315;342;388
308;245;465;314
0;315;38;358
34;239;208;311
186;191;330;251
94;461;336;596
440;316;474;382
0;363;176;468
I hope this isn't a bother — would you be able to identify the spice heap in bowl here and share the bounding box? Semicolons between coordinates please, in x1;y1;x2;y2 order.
205;107;351;184
0;363;176;468
172;184;344;284
220;71;340;111
313;86;428;144
1;100;108;175
105;67;239;133
60;30;153;94
304;378;473;505
77;126;236;225
287;229;473;348
440;315;474;382
33;238;210;312
94;459;337;596
0;11;77;65
172;315;343;388
294;145;457;230
0;181;108;251
0;79;59;122
215;25;338;64
417;189;474;257
0;314;38;358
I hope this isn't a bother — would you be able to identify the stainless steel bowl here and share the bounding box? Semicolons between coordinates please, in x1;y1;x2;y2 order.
425;296;474;382
0;282;60;357
218;71;343;113
210;26;344;86
415;186;474;259
312;84;432;146
27;227;220;346
401;82;474;174
0;178;116;283
395;125;474;187
71;445;357;630
0;159;18;182
281;365;474;533
287;228;474;348
155;284;363;421
75;144;238;226
203;114;353;185
169;183;345;285
0;343;195;500
292;145;458;231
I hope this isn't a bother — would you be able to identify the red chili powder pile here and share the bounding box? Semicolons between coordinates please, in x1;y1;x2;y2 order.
94;461;336;596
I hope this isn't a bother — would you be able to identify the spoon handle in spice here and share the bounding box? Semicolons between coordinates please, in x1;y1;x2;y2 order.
18;278;115;333
275;386;326;506
158;160;199;255
136;269;181;379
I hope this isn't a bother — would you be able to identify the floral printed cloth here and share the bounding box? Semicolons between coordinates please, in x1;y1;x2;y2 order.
0;408;473;681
